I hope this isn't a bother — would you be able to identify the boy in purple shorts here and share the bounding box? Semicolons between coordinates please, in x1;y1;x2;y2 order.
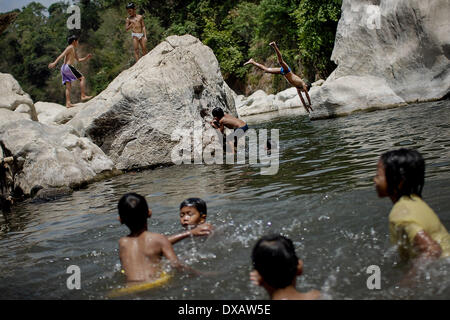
48;35;93;108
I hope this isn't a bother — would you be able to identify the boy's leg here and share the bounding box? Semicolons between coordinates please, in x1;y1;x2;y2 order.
65;82;74;108
244;59;282;74
269;42;290;71
80;76;92;101
133;37;140;61
139;37;148;56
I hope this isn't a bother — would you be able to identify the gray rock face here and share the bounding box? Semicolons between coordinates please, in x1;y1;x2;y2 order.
0;120;116;196
35;102;86;125
68;35;237;170
0;72;38;121
310;0;450;119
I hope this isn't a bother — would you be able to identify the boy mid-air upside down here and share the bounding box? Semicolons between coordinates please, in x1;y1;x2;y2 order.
244;42;313;113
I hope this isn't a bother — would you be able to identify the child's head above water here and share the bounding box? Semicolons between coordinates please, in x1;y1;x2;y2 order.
252;234;302;289
118;193;150;233
375;148;425;200
179;198;207;228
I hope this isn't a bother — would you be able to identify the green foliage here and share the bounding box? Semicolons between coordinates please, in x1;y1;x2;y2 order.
293;0;342;79
0;0;342;102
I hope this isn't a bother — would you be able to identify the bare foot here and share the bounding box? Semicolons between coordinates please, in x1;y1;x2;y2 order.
66;103;75;109
244;58;254;66
81;95;93;101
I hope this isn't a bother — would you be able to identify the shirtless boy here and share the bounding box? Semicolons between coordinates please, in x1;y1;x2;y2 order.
48;35;93;108
244;42;313;113
210;107;249;152
118;193;189;283
125;2;148;62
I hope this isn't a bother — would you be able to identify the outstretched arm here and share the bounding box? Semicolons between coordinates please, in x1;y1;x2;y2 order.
48;47;69;68
167;224;214;245
296;88;310;113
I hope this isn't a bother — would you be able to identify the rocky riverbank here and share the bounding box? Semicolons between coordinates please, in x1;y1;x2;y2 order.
0;35;236;212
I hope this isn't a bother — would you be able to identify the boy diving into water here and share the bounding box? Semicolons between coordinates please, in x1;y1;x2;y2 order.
125;2;148;62
48;35;93;108
244;42;313;113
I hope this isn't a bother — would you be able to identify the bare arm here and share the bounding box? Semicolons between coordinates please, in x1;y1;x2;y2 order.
168;224;214;245
296;88;309;113
400;230;442;286
48;47;69;68
125;17;131;31
141;16;147;38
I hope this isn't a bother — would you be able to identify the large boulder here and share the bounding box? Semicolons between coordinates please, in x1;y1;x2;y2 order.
310;0;450;119
0;72;38;121
0;120;116;197
68;35;237;170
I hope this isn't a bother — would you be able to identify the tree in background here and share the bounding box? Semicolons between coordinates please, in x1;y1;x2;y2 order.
0;0;342;103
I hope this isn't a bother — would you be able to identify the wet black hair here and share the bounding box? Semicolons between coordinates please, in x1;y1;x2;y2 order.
67;35;78;45
212;107;225;120
118;193;149;232
179;198;207;217
252;234;298;289
126;2;135;9
380;148;425;199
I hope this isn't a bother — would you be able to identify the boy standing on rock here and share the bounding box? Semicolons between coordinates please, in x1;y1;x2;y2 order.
245;42;313;113
48;35;93;108
125;2;148;62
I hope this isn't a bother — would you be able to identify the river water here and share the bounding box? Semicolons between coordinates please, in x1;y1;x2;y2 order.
1;100;449;300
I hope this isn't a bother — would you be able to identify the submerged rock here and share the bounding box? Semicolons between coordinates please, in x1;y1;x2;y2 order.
68;34;236;170
310;0;450;119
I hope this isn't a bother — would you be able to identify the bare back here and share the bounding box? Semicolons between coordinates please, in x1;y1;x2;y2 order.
119;231;173;283
221;114;246;130
285;72;307;90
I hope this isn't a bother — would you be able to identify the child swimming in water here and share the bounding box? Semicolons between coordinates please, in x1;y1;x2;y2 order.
125;2;148;62
48;35;93;108
250;234;321;300
117;193;191;283
168;198;214;245
374;149;450;264
244;41;313;113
